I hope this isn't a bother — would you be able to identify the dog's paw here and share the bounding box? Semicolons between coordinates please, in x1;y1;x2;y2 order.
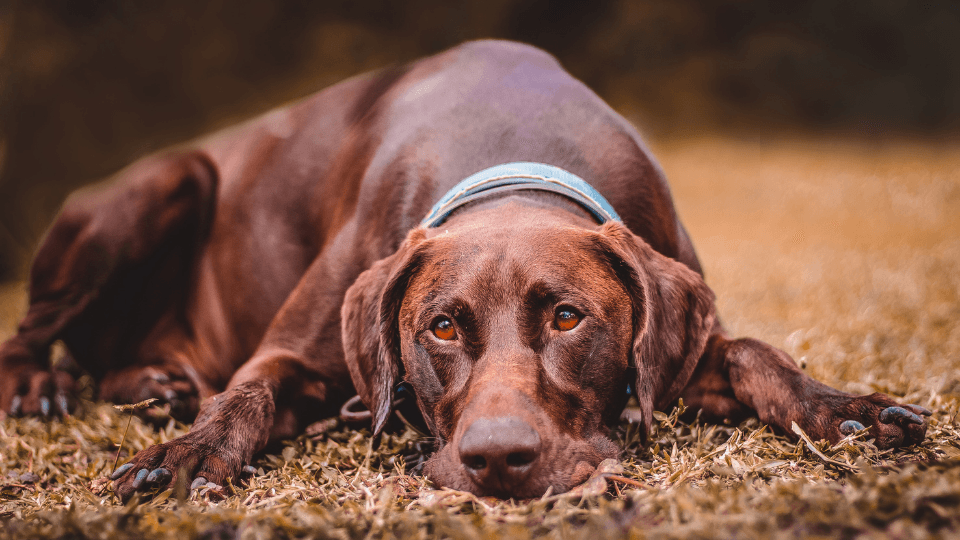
828;392;931;448
100;365;201;422
109;434;257;502
0;358;75;418
110;382;272;502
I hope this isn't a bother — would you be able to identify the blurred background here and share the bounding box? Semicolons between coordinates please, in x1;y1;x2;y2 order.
0;0;958;280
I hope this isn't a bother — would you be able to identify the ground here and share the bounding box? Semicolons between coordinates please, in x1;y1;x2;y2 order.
1;135;959;539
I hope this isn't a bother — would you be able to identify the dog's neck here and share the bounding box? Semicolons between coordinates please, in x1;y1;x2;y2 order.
421;162;621;229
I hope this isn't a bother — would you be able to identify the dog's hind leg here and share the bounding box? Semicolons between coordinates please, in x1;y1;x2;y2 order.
0;151;217;418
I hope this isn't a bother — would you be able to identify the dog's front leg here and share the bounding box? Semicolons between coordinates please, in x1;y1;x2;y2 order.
111;242;359;501
680;334;930;449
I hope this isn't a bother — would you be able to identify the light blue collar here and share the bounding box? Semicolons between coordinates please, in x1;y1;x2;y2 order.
421;162;621;228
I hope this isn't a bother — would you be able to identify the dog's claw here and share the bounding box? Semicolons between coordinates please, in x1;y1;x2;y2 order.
55;393;70;416
839;420;865;434
39;397;51;417
242;465;257;476
10;395;22;416
190;476;208;490
145;468;171;484
906;404;933;416
110;463;135;480
879;406;923;426
131;468;150;489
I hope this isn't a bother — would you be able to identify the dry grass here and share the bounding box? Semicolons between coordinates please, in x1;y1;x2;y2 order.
2;135;959;538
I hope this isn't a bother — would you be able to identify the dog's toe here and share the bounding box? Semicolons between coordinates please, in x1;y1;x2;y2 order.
2;368;76;418
9;395;22;416
879;406;924;427
190;477;208;490
904;403;932;417
145;468;171;484
839;420;865;435
109;463;135;480
101;365;201;422
130;468;150;489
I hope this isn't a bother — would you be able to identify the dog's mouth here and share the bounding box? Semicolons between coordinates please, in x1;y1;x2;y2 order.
339;394;620;498
422;427;619;498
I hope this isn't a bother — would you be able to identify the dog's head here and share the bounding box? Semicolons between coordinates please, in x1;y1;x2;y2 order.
342;208;715;497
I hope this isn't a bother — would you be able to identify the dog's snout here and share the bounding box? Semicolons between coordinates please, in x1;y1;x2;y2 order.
458;416;541;491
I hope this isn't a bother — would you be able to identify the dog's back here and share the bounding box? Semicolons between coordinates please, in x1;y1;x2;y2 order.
180;40;696;375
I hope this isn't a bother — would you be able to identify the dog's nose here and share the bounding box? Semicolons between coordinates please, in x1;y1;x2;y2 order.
458;416;541;492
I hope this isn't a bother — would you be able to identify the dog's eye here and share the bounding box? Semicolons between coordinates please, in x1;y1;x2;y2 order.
555;308;581;331
432;318;457;340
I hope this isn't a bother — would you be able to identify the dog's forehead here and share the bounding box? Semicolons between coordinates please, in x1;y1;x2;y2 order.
415;220;613;292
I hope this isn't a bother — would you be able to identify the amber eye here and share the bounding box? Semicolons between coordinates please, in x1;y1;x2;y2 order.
432;318;457;340
555;308;581;331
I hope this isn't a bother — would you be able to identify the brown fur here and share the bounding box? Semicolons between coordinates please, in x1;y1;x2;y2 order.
0;41;927;501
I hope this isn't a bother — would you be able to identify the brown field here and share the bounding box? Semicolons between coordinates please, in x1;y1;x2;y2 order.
1;135;959;539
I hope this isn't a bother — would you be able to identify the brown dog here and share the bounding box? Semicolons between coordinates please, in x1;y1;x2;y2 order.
0;41;929;500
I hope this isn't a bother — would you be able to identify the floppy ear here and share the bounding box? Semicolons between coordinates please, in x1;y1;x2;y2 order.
341;228;426;436
598;221;716;439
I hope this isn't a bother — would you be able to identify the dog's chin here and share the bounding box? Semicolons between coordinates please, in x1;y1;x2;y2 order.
422;433;619;499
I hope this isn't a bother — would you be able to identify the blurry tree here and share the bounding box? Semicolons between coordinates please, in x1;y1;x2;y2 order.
0;0;957;279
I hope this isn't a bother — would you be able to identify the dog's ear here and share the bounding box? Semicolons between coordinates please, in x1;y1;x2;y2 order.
597;222;716;439
341;228;426;436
